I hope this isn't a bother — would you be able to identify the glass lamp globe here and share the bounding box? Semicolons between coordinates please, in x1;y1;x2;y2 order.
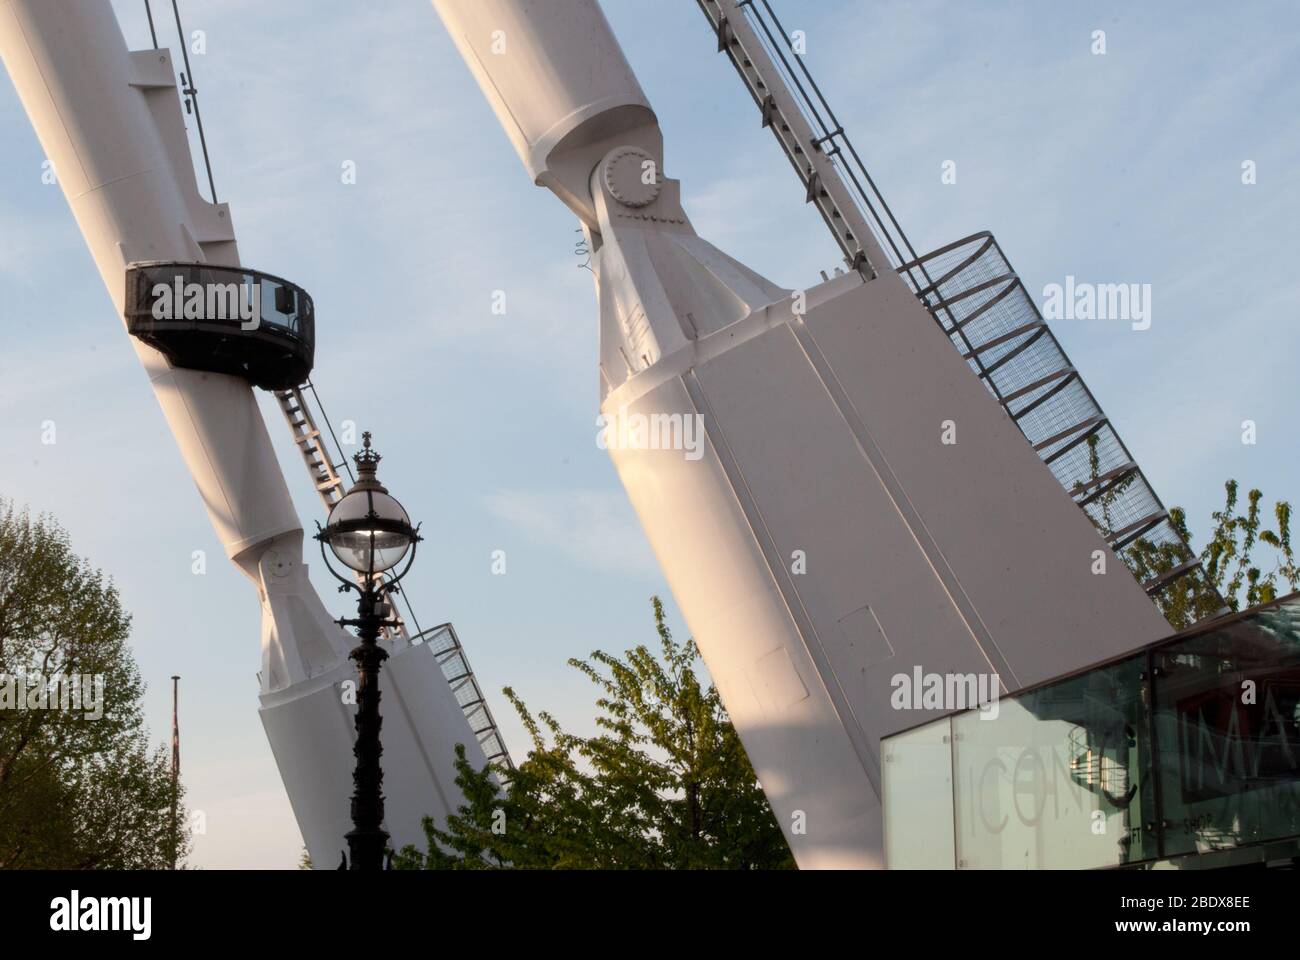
321;435;416;575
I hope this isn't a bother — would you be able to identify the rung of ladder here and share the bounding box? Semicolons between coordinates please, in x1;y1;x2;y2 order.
1142;558;1203;594
960;321;1045;361
1107;511;1167;550
1071;461;1138;496
998;366;1075;405
1032;416;1105;453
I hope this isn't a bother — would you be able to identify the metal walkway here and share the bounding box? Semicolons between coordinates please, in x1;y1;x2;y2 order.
696;0;1223;624
273;384;514;769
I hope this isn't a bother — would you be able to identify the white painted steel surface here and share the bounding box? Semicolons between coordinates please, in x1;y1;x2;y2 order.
430;0;1171;868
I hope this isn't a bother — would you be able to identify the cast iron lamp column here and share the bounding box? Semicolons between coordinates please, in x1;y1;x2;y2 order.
314;432;422;870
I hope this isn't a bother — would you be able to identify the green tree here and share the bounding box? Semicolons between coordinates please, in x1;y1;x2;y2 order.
1070;438;1295;628
395;598;794;870
0;499;187;868
1192;480;1295;610
1127;481;1296;629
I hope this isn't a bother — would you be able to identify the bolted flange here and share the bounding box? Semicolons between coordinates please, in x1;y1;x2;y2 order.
602;147;662;208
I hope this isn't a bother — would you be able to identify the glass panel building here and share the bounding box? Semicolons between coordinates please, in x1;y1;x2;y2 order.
883;594;1300;869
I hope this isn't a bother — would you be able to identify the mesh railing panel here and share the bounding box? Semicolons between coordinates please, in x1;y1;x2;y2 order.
412;623;511;767
898;233;1218;614
695;0;1223;628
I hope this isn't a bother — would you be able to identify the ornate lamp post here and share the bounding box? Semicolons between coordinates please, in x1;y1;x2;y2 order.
315;432;421;870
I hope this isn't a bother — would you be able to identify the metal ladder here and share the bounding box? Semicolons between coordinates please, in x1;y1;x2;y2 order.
273;383;515;770
275;385;347;510
696;0;1223;622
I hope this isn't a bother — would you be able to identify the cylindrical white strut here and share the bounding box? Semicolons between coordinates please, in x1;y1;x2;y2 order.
430;0;1173;869
432;0;661;224
0;0;484;867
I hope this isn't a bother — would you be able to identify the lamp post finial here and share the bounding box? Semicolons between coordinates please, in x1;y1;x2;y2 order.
354;430;381;477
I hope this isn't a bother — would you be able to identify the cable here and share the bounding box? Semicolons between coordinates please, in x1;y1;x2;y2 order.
306;379;357;485
144;0;159;48
169;0;218;204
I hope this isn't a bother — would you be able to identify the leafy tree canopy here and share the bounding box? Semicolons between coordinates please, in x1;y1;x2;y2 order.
1073;436;1295;628
1128;480;1296;629
0;499;187;869
396;598;794;870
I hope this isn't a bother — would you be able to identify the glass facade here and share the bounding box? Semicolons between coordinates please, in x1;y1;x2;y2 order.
883;595;1300;868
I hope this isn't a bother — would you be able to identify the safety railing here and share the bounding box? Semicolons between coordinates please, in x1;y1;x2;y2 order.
897;234;1223;622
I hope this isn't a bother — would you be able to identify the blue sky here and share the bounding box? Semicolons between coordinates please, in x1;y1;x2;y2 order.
1;1;1297;868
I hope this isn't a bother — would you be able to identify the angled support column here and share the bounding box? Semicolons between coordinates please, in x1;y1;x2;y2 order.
1;0;483;866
